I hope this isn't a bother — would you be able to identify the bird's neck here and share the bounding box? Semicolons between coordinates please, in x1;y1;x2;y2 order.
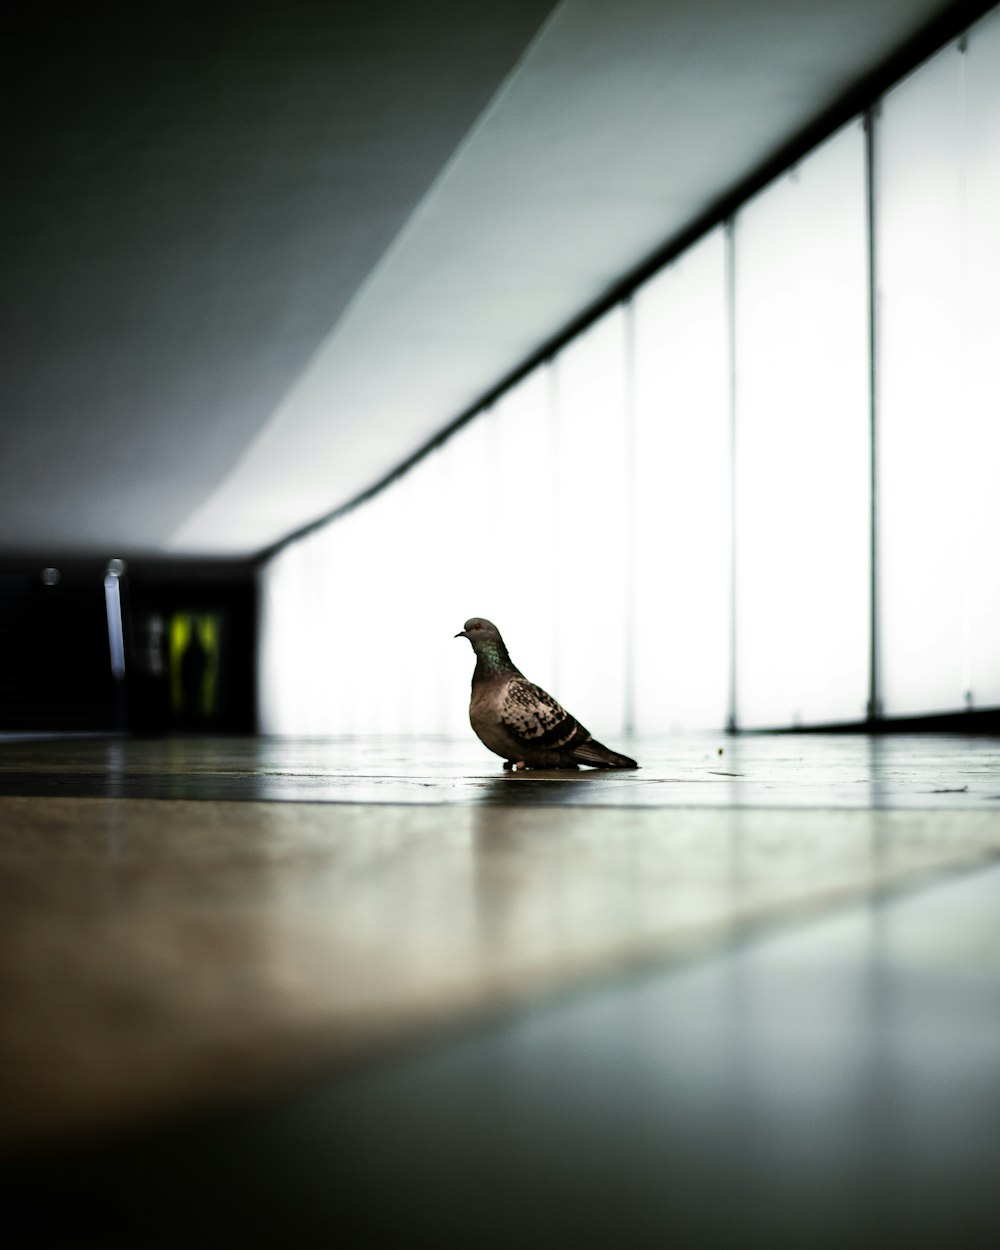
472;640;519;684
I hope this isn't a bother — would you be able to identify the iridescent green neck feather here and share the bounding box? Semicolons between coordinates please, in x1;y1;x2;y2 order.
473;637;518;682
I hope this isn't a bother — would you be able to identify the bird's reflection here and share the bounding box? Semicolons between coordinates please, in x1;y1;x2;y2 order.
474;770;611;807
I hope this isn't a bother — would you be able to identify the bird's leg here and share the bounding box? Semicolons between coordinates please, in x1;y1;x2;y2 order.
512;760;528;771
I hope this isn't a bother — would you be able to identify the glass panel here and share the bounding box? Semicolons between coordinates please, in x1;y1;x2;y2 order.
434;418;497;737
473;367;560;691
348;485;410;736
964;10;1000;708
876;44;965;716
328;453;464;739
734;120;870;728
260;516;350;735
313;506;362;734
305;519;343;734
552;309;630;736
632;229;730;731
259;537;303;734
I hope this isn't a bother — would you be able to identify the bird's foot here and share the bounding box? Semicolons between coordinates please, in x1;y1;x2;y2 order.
502;760;513;771
512;760;528;771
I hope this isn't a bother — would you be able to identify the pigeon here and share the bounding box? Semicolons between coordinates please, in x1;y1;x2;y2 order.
455;617;638;771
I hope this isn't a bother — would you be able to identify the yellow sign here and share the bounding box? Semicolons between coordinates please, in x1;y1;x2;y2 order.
169;613;220;718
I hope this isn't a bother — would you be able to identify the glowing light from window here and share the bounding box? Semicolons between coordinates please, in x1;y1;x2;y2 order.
552;309;630;735
877;44;966;716
734;121;870;728
632;229;730;731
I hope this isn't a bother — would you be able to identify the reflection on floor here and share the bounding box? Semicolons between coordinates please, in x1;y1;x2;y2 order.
2;731;999;806
3;733;1000;1246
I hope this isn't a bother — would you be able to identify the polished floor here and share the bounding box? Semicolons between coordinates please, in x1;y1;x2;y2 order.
3;732;1000;1247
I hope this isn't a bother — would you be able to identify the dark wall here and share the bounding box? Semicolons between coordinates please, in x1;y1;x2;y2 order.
0;564;115;732
0;559;257;734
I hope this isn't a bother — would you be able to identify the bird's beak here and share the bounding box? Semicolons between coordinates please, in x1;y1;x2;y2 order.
454;629;467;639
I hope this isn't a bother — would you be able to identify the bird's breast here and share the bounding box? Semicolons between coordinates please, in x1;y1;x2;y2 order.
469;682;518;758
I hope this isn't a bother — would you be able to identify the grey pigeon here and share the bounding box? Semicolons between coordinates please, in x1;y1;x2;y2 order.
455;617;638;770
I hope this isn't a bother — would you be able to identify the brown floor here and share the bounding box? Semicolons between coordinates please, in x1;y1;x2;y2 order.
3;733;1000;1247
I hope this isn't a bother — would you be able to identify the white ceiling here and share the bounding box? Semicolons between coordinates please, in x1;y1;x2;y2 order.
0;0;969;558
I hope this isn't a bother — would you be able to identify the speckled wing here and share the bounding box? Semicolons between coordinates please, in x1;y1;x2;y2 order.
499;677;589;754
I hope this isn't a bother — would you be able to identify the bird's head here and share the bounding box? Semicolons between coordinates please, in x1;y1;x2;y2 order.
454;617;503;650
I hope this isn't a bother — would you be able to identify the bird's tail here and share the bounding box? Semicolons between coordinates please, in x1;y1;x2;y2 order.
568;738;639;769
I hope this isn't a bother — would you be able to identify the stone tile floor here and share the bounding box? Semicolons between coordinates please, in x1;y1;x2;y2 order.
1;732;998;1154
3;732;1000;1246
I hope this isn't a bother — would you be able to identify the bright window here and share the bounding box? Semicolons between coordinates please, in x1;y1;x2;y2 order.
552;309;630;736
734;121;870;728
876;43;966;716
632;229;731;731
